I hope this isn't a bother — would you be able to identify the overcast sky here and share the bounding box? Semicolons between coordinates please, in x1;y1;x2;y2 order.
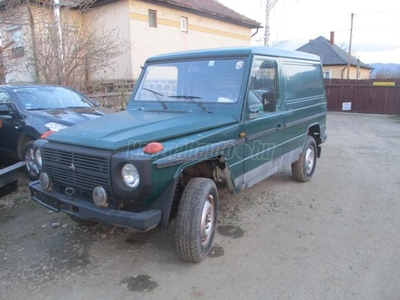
218;0;400;64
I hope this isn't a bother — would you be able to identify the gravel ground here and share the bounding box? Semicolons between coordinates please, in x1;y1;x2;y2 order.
1;112;399;300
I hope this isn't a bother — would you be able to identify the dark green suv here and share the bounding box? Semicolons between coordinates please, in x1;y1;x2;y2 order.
30;47;327;262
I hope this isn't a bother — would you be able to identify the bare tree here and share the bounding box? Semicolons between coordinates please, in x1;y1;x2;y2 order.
264;0;279;46
0;0;128;89
373;67;400;79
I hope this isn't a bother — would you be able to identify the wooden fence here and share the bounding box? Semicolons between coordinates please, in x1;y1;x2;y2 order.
324;79;400;115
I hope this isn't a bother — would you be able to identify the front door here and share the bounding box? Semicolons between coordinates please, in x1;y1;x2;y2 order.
240;57;284;189
0;89;19;157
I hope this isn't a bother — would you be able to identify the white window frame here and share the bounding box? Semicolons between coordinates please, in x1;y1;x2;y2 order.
149;10;157;28
323;70;331;79
10;28;24;58
181;17;188;32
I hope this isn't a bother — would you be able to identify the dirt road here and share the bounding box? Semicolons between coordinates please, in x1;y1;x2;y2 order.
1;112;399;300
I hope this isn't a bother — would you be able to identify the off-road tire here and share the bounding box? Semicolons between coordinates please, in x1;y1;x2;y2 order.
291;135;317;182
175;177;218;263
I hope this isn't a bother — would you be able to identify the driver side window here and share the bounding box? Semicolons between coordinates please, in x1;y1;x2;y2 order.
248;58;278;113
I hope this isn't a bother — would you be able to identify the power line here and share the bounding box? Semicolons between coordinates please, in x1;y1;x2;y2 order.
356;8;400;15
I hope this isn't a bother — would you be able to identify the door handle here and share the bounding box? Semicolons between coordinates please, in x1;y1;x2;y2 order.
276;124;284;131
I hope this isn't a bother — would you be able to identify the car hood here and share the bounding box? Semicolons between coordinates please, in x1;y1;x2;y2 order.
48;110;238;151
28;107;105;126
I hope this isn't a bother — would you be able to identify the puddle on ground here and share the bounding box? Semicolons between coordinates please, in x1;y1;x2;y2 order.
121;274;158;292
217;225;244;239
208;244;225;258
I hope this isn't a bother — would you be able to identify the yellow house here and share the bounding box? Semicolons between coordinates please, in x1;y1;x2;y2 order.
296;32;373;80
0;0;260;87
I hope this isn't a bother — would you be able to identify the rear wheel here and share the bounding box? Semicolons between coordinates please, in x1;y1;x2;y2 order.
23;141;40;180
175;178;218;263
291;136;317;182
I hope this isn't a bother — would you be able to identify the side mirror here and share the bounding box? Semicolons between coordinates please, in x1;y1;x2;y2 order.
0;104;10;113
262;92;276;112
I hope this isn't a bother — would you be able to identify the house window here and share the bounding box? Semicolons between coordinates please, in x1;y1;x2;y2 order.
149;10;157;28
323;70;331;79
10;28;24;58
181;17;188;32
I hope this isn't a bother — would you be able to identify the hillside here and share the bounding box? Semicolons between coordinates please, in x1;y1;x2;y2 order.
370;63;400;75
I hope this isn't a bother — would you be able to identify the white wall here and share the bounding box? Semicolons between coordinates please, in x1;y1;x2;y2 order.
84;0;132;82
0;6;35;83
129;1;252;78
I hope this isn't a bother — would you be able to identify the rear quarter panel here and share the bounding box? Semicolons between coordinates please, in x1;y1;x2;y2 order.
279;58;327;153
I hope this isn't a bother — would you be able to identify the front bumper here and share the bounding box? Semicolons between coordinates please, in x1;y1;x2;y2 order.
29;180;161;232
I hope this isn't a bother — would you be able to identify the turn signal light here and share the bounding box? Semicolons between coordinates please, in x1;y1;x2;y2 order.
41;131;55;139
144;142;164;154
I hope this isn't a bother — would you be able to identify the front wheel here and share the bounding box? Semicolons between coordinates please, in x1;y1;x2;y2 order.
291;136;317;182
23;141;40;180
175;178;219;263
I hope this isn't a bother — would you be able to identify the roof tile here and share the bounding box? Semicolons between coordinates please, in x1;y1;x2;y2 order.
296;36;372;69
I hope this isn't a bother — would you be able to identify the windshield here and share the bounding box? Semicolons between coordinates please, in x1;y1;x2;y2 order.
14;87;92;110
133;58;246;105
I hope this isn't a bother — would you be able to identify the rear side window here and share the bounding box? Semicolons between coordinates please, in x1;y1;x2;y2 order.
283;63;324;100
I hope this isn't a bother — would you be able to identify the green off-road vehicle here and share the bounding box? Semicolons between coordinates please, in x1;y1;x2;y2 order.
30;47;327;262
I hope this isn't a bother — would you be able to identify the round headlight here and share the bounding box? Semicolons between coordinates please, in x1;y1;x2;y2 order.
34;148;42;168
93;186;108;208
39;172;50;190
121;163;140;188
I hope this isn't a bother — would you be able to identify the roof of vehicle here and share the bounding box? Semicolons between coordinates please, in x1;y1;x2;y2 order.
145;46;322;63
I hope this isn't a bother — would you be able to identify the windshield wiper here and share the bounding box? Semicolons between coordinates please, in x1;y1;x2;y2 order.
142;87;168;110
27;107;50;111
169;95;209;113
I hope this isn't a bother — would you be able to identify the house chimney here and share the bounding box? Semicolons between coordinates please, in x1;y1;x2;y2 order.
330;31;335;45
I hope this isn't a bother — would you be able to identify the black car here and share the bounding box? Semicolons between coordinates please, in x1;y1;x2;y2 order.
0;84;108;180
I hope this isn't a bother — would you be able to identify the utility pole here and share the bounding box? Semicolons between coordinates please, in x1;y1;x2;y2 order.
346;13;354;79
264;0;279;46
53;0;65;83
28;7;40;82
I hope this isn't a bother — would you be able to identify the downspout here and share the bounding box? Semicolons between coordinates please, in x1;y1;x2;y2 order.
251;27;259;38
53;0;64;84
341;66;347;80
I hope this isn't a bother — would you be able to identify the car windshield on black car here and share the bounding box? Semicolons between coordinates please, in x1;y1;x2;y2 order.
14;86;92;110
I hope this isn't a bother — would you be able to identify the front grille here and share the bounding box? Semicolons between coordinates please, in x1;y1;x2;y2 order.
43;146;112;199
